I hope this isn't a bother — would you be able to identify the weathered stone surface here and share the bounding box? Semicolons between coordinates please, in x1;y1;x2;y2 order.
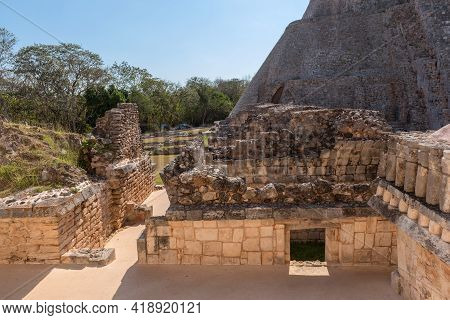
231;0;450;130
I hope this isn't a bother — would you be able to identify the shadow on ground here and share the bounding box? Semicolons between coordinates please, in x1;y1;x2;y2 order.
112;264;401;300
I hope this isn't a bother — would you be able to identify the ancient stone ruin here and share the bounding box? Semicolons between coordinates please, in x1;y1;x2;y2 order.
137;0;450;300
0;103;155;265
233;0;450;130
140;103;449;299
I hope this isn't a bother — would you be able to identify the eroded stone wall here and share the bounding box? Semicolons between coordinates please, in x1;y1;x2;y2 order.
232;0;450;130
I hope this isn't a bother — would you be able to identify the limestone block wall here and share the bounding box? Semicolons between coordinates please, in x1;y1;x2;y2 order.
107;156;155;230
0;183;111;264
396;229;449;300
141;209;397;266
0;217;60;264
215;139;384;186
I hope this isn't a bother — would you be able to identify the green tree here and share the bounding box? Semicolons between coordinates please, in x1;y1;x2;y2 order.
84;85;127;129
12;43;107;131
108;61;153;91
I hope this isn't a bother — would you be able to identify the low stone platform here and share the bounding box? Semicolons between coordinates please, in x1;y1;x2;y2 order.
61;248;116;267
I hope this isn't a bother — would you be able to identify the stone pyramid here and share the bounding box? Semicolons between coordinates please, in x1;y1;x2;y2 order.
231;0;449;130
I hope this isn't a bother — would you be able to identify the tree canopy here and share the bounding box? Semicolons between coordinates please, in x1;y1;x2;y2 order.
0;28;249;132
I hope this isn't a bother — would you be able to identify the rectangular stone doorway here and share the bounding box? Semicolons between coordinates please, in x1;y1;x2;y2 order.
290;228;326;262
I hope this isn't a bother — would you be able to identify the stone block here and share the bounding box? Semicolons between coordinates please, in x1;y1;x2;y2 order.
184;241;202;255
146;254;159;264
244;219;262;227
262;252;274;265
366;217;378;233
426;170;441;205
404;162;417;192
274;252;285;265
354;249;372;263
260;238;273;252
339;244;354;264
407;207;419;221
415;166;428;198
159;250;178;264
354;233;365;250
371;247;390;265
222;257;240;265
232;228;244;242
218;228;233;242
181;255;201;265
418;214;430;227
172;227;184;239
375;232;392;247
201;255;220;265
247;252;261;265
439;175;450;213
195;228;218;241
376;220;396;232
184;227;195;240
398;200;408;213
245;227;259;238
354;221;366;233
228;220;244;228
203;221;217;228
340;223;354;244
441;229;450;243
223;243;241;257
260;226;273;237
243;238;260;251
428;220;442;236
203;242;222;256
275;228;285;251
382;190;392;203
156;226;171;237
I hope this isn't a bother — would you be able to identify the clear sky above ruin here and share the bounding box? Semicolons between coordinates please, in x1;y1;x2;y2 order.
0;0;309;83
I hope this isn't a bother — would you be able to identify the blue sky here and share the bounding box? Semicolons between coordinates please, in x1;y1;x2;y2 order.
0;0;309;83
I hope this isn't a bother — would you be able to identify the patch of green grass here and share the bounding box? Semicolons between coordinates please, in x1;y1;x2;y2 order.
154;174;163;185
0;162;40;197
56;148;79;166
42;134;57;150
150;155;177;185
290;241;325;262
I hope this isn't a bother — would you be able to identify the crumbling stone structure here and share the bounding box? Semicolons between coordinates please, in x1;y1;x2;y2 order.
140;101;449;300
141;105;398;267
232;0;450;130
0;103;155;264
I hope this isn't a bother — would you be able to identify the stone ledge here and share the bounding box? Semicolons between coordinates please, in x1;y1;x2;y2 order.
150;203;377;224
368;196;449;263
61;248;115;267
377;180;449;229
0;182;106;218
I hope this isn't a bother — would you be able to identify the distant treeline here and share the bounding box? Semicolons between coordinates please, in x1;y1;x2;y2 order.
0;28;249;132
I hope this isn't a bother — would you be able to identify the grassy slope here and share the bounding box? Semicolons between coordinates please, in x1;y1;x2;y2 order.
0;121;86;198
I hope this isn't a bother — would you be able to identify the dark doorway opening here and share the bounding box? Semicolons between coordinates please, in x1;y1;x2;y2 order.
290;228;325;262
271;86;284;104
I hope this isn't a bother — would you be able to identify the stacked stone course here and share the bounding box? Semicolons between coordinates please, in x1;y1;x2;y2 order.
368;130;449;299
